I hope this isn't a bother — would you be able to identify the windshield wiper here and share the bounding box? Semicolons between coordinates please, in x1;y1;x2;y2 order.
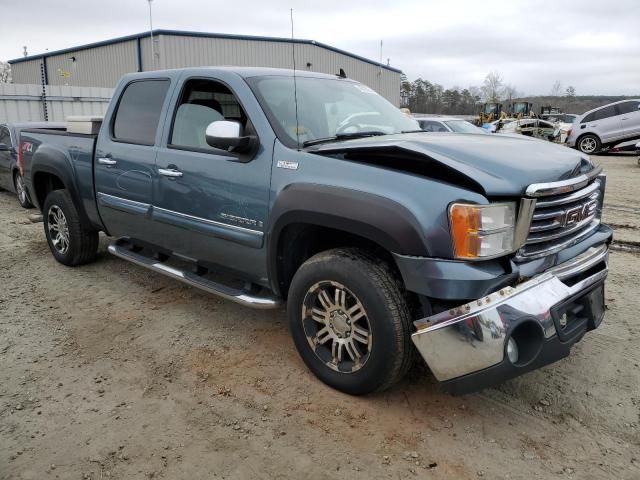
302;130;387;148
401;129;425;134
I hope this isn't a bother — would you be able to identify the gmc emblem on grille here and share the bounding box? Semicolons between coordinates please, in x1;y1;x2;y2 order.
564;199;598;227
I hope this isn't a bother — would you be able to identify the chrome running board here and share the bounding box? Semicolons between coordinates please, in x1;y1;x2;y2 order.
108;238;282;310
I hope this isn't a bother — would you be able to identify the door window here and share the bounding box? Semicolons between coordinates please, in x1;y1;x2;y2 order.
419;120;447;132
616;101;640;115
592;105;617;121
169;79;249;152
112;80;170;146
0;126;11;147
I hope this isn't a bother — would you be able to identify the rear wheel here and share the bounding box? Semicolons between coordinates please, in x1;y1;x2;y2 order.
14;173;33;208
577;134;600;154
43;189;99;266
287;248;413;395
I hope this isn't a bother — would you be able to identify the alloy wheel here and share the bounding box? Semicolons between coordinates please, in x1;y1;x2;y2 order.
580;137;597;153
47;205;70;254
301;281;372;373
16;176;27;205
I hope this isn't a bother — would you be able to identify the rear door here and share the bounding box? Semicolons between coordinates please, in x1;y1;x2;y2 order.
94;77;173;241
585;104;623;142
0;125;13;189
616;100;640;138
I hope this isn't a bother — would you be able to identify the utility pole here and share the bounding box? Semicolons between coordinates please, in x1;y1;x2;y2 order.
147;0;155;68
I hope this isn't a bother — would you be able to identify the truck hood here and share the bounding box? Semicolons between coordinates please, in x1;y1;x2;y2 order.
307;132;595;197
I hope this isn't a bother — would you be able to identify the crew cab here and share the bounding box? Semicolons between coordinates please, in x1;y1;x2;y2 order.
21;67;612;395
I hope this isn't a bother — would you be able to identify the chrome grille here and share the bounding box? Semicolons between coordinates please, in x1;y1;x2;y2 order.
516;177;604;261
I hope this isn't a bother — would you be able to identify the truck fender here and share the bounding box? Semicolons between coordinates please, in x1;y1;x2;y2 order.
267;183;429;294
31;145;91;226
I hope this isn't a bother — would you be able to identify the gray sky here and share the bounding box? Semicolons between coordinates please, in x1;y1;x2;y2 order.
1;0;639;95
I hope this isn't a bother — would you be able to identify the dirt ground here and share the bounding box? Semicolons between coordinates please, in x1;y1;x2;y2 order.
1;154;639;480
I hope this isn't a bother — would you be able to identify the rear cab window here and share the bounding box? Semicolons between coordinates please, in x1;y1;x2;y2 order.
112;80;170;145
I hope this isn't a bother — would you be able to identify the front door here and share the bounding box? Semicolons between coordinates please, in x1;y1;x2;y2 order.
94;78;172;242
152;76;273;277
617;100;640;138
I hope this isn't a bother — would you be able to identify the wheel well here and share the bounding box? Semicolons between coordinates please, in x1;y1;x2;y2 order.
577;132;600;144
275;223;402;299
33;172;65;208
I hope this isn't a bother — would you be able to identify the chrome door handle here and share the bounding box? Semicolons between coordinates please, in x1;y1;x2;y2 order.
98;157;117;166
158;168;183;178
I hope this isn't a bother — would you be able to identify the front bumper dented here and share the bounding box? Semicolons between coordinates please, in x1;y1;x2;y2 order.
411;244;609;384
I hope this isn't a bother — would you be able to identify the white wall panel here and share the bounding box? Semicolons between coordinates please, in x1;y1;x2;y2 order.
0;84;113;123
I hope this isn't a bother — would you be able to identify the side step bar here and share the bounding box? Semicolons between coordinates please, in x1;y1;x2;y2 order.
107;239;282;310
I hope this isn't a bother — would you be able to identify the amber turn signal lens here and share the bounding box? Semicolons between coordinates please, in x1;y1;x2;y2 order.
449;203;516;259
450;204;482;259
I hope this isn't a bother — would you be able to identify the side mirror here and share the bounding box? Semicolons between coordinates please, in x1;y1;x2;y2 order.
205;120;256;154
0;143;9;152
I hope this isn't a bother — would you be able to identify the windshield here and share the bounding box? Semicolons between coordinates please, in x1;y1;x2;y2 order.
444;120;486;134
512;103;529;114
247;75;419;147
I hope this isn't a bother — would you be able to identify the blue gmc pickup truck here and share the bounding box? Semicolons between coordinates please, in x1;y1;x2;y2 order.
21;67;612;395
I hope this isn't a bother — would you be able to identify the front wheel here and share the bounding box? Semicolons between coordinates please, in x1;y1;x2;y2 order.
287;248;413;395
14;173;33;208
43;189;99;266
577;134;600;154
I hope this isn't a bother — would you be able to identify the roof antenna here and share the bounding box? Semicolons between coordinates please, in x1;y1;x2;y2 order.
290;8;301;150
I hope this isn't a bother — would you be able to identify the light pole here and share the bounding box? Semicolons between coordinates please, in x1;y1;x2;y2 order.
147;0;155;68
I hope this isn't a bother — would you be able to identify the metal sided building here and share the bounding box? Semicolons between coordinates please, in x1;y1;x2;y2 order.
9;30;402;105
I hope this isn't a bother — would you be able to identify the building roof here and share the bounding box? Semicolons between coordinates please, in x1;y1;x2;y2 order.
124;66;356;79
8;29;402;74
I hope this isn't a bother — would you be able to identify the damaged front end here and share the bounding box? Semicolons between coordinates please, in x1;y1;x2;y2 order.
411;244;609;394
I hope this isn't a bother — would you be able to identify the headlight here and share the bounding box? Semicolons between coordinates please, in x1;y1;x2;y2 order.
449;202;516;259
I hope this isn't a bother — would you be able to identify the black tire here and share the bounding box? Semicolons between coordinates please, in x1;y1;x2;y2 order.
577;134;601;154
43;189;99;266
287;248;413;395
13;172;33;209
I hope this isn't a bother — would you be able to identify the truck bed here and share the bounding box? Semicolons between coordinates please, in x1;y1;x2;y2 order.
20;128;100;227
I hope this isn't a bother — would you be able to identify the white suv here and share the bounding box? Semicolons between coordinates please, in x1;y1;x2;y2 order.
566;99;640;153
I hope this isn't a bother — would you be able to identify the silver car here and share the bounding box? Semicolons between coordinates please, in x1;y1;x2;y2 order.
566;99;640;153
415;116;489;134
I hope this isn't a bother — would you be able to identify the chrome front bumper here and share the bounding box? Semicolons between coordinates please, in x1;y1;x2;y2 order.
411;244;609;383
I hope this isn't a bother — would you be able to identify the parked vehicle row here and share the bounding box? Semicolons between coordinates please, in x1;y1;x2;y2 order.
18;67;612;396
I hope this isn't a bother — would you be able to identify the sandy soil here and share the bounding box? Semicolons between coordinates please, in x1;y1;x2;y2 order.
1;154;639;480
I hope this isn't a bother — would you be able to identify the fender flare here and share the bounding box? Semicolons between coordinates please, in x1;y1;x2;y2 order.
267;183;429;295
31;146;90;225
